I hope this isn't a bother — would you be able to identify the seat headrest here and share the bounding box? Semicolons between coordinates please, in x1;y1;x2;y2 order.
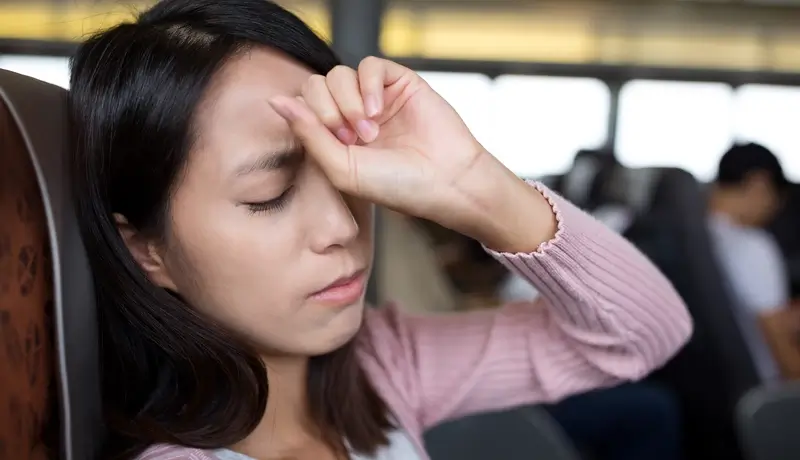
601;166;663;215
0;69;103;460
561;154;602;206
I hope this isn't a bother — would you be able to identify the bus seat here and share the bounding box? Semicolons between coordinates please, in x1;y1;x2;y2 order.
424;405;581;460
542;149;618;211
0;70;57;460
599;166;758;460
737;382;800;460
0;69;103;460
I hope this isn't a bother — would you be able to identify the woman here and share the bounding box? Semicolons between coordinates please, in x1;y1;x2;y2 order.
68;1;693;459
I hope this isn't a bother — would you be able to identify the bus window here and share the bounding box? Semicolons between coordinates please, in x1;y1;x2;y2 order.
0;55;70;89
417;71;494;154
735;84;800;181
616;80;734;181
491;75;610;178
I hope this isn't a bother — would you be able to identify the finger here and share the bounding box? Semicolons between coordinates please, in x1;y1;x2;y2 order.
326;65;379;143
357;56;411;118
268;95;354;191
302;74;357;145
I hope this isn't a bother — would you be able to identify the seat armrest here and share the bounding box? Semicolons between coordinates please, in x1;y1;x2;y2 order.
737;382;800;460
424;405;581;460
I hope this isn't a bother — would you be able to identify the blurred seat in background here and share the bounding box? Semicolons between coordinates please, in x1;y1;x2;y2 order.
737;382;800;460
424;401;581;460
0;69;102;460
594;164;761;460
539;148;619;210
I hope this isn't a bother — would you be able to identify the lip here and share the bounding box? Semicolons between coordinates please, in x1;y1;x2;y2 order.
310;270;367;306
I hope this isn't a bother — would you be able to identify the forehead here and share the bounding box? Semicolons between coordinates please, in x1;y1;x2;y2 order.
190;47;314;176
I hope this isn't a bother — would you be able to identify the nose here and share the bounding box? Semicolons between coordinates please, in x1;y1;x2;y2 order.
306;167;360;254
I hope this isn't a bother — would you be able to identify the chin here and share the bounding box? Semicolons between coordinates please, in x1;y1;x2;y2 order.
308;299;366;355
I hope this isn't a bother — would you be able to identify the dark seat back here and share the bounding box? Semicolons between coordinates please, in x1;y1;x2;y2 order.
424;406;581;460
737;382;800;460
0;69;103;460
600;166;759;460
543;150;619;210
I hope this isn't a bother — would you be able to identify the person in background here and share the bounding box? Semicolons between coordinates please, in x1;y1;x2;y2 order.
708;142;790;380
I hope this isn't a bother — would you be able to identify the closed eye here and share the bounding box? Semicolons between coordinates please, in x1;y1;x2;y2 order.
243;185;295;215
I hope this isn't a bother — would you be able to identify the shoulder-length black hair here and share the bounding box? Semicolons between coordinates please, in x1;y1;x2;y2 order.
68;1;392;458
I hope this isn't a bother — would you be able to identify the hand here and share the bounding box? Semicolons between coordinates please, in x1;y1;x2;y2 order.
269;57;556;251
269;58;488;227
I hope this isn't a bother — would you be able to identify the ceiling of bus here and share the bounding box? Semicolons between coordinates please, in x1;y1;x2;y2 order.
2;0;800;71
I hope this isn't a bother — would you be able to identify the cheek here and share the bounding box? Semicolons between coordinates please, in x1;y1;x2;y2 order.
164;218;366;355
165;202;304;326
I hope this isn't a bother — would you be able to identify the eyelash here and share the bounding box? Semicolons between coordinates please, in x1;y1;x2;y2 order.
244;186;295;215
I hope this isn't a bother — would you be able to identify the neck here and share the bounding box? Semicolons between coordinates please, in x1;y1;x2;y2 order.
709;187;749;226
232;355;320;457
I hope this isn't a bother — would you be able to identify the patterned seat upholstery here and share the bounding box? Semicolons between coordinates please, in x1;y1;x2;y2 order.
0;69;102;460
0;72;57;460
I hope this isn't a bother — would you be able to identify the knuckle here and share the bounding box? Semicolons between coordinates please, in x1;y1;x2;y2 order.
359;56;381;69
303;74;326;94
326;65;354;81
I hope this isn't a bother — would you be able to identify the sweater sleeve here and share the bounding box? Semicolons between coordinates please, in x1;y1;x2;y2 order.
357;182;693;429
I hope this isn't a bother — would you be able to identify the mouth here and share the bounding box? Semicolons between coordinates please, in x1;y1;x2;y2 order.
310;269;368;306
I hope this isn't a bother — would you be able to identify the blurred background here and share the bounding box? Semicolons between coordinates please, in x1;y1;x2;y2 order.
2;0;800;181
3;1;800;460
1;0;799;178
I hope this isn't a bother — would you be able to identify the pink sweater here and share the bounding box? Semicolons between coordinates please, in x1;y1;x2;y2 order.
138;183;693;460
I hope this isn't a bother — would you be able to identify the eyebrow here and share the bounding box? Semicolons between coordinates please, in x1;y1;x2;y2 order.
235;145;304;177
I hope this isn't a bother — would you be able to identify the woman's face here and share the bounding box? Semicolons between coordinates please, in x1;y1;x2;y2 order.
151;48;373;356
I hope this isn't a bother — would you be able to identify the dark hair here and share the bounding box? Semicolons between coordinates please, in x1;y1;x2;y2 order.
68;0;392;458
716;142;788;191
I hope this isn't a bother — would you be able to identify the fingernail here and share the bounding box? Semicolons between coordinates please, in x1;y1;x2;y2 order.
365;95;381;118
356;119;379;143
269;98;295;120
336;127;356;144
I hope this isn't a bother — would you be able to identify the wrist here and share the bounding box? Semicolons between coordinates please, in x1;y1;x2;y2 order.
455;153;558;253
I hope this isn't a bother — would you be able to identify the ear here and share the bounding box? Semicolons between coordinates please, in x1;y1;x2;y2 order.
114;213;179;292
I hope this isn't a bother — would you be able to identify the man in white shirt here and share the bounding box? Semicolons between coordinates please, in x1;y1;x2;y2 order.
707;142;790;380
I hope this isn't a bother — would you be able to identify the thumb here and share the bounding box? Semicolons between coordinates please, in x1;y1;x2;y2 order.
269;96;354;190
